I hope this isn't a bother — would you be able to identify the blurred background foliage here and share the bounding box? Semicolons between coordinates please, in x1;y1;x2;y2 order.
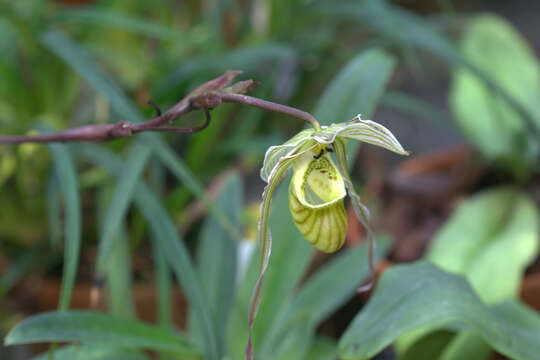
0;0;539;359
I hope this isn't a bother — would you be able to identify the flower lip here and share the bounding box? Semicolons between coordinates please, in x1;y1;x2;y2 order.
291;148;347;209
288;147;349;253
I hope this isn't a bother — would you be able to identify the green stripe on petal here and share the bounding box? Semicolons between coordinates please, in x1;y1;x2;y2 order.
288;149;348;253
260;129;316;183
312;116;410;155
291;150;347;208
289;184;347;253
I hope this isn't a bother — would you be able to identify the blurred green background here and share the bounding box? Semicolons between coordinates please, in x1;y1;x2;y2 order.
1;0;539;359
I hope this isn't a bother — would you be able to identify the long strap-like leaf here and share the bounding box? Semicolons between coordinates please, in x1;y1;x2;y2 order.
73;144;218;360
46;143;81;311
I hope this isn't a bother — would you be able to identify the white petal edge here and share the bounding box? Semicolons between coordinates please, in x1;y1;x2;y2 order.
311;115;410;156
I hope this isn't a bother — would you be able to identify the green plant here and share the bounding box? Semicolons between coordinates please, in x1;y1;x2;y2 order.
2;1;540;360
450;15;540;178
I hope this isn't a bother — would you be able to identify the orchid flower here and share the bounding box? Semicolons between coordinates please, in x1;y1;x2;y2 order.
245;115;409;359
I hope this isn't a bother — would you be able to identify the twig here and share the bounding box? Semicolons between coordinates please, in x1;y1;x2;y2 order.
0;70;321;144
220;93;321;130
146;100;162;116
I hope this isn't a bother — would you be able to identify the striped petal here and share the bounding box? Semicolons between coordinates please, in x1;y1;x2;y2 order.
288;149;348;252
311;115;410;155
260;129;316;183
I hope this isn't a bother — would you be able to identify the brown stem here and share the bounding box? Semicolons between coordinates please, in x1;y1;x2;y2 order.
0;70;321;144
0;71;239;144
220;93;321;130
133;108;212;134
0;124;120;143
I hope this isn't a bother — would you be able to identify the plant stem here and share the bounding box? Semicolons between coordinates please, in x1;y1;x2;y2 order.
0;70;322;144
220;93;322;130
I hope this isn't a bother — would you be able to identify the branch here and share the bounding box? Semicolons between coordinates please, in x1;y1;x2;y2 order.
0;70;321;144
220;93;321;130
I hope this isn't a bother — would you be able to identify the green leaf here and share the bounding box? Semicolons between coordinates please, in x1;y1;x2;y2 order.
380;91;453;129
149;139;240;242
46;172;62;248
0;249;54;297
492;299;540;332
72;144;219;360
450;15;540;172
5;311;200;358
314;48;396;127
42;29;232;359
439;332;490;360
49;30;236;264
46;142;81;311
154;43;296;97
53;9;188;41
311;0;458;65
152;239;172;330
147;161;171;332
312;0;540;142
261;236;391;357
32;344;150;360
303;336;337;360
95;142;151;274
41;30;143;122
190;173;243;353
423;187;538;359
264;315;314;360
100;199;135;320
282;236;389;326
437;301;540;360
203;0;227;42
426;186;539;303
227;181;314;360
339;262;540;360
269;0;301;37
135;177;219;360
41;29;152;278
96;185;135;318
106;231;135;318
401;331;455;360
42;28;239;250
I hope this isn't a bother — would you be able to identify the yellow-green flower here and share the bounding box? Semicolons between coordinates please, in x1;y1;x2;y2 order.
246;115;409;359
259;115;409;250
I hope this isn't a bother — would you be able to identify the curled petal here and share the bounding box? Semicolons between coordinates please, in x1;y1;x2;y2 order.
312;115;410;156
289;150;348;252
260;129;316;183
289;184;348;252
